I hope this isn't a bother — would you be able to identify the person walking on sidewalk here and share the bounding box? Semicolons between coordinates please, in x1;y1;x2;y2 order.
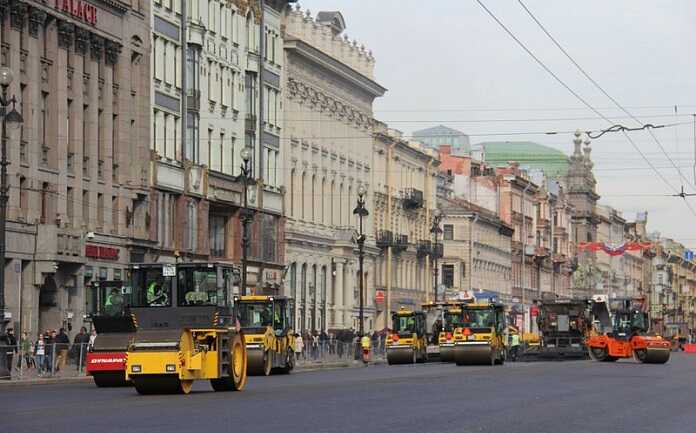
4;328;17;377
44;330;55;375
55;328;70;372
20;332;34;370
34;334;46;377
294;333;304;361
72;327;90;372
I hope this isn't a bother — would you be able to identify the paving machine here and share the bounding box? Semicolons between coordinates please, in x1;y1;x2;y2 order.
586;295;671;364
125;263;248;394
386;307;428;365
528;296;591;359
233;295;296;376
85;280;135;387
452;302;507;366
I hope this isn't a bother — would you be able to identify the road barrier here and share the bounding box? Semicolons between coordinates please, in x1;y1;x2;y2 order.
1;342;92;380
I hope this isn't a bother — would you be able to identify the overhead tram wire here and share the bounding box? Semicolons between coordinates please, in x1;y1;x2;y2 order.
475;0;696;218
516;0;696;193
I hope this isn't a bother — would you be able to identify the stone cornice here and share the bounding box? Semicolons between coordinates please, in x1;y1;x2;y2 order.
284;37;386;98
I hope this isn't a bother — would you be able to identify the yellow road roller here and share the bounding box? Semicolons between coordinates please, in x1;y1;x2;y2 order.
125;263;247;395
452;302;507;366
233;295;296;376
386;307;428;365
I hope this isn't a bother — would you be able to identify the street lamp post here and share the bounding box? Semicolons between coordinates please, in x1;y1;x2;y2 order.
353;185;368;338
430;208;443;302
0;66;23;380
238;147;254;297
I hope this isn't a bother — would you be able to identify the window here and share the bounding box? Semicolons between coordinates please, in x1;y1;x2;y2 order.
186;46;200;97
261;214;277;262
245;72;257;117
207;128;213;169
185;200;198;252
39;92;48;164
112;114;119;181
19;177;27;216
209;215;226;257
186;112;199;162
82;190;90;228
112;196;119;234
66;187;74;225
97;193;104;229
289;263;297;299
442;264;455;288
301;264;307;304
443;224;454;240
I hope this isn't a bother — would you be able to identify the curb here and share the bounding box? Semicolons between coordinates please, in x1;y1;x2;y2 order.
0;360;387;387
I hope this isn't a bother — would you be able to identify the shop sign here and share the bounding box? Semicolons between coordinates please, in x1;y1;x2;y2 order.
85;244;119;260
375;290;385;304
55;0;98;26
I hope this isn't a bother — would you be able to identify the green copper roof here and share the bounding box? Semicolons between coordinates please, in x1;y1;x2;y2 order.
478;141;569;178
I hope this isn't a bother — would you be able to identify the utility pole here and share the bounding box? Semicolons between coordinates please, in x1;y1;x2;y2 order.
430;209;443;302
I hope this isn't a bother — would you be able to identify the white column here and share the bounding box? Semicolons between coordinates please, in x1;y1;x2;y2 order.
334;259;344;328
344;261;354;328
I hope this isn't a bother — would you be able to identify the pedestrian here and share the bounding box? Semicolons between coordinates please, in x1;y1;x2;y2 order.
4;328;17;377
294;333;304;361
509;330;520;362
89;328;97;349
55;328;70;372
72;327;90;371
34;334;46;376
311;332;319;360
44;330;55;375
20;332;34;370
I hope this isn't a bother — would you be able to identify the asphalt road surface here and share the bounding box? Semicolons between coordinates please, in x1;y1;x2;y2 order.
2;353;695;433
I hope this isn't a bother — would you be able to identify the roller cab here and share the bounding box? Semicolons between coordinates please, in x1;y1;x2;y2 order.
85;280;135;387
125;263;248;394
452;303;507;366
439;306;465;362
386;307;428;365
234;295;296;376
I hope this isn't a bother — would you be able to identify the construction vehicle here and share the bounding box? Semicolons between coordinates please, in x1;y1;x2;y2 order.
452;302;507;366
586;295;671;364
526;296;591;360
422;300;474;362
84;280;135;387
386;307;428;364
125;263;247;394
233;295;295;376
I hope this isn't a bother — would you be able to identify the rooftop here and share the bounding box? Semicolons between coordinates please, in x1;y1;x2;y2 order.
477;141;570;178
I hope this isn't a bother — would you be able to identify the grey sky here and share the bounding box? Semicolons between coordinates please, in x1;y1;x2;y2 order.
301;0;696;246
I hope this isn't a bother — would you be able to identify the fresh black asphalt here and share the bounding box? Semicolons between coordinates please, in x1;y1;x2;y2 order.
2;353;695;433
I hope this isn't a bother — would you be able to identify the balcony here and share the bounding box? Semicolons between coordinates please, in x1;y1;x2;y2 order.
393;234;409;254
402;188;424;210
416;240;432;258
245;114;257;132
187;90;201;111
376;230;393;249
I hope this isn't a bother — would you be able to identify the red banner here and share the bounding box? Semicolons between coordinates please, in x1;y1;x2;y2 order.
577;241;652;256
86;352;127;373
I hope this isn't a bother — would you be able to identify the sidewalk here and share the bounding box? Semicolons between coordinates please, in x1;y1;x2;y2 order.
0;358;386;387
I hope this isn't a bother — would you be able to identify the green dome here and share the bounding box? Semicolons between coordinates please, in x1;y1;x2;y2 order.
477;141;569;178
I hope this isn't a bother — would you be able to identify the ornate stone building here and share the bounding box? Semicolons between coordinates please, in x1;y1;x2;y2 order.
372;124;439;329
282;8;386;332
2;0;151;337
148;0;289;292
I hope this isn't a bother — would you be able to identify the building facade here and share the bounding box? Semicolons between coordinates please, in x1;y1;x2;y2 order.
281;8;386;332
148;0;287;293
439;199;513;302
372;125;438;329
2;0;151;337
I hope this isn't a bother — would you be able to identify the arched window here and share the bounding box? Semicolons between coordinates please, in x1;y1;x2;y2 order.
246;12;254;52
321;177;326;224
330;180;335;226
338;183;344;226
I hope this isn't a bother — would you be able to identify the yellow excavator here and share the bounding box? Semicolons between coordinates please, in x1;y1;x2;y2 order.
386;307;428;365
125;263;247;394
233;295;296;376
452;302;507;366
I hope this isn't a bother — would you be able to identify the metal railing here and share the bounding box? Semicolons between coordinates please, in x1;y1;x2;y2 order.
1;342;92;380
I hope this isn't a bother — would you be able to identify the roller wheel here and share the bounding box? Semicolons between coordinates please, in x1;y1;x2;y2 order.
211;332;247;392
589;346;609;362
133;375;192;395
275;350;295;374
635;348;670;364
248;349;272;376
92;371;130;388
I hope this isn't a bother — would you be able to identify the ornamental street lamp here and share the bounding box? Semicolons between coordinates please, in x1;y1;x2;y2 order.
353;185;368;338
237;147;254;297
430;208;443;302
0;66;23;380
